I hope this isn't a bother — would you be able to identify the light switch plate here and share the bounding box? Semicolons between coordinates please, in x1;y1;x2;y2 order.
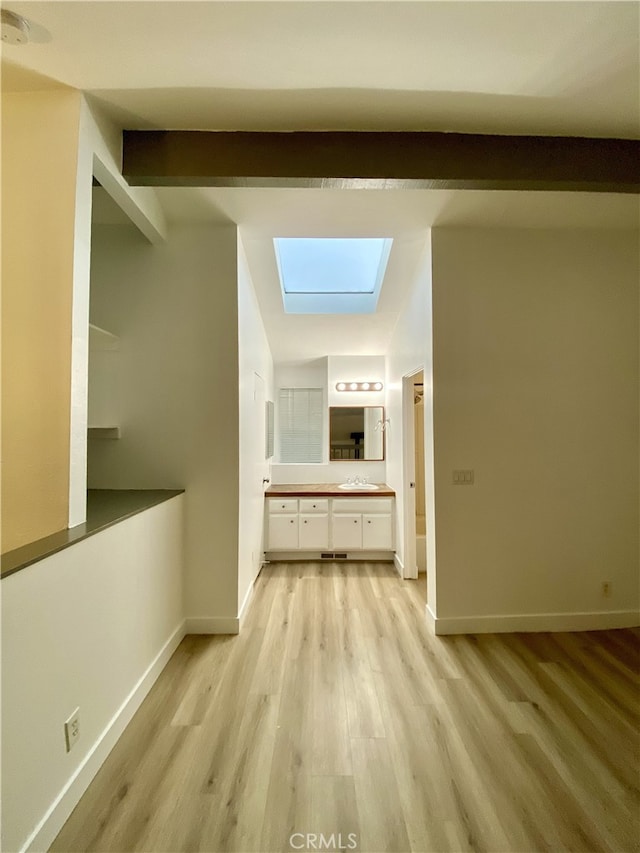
453;469;474;485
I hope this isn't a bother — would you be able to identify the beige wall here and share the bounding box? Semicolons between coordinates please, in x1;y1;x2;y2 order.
431;228;639;630
1;90;82;552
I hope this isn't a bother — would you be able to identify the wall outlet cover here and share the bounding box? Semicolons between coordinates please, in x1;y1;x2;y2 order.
64;708;80;752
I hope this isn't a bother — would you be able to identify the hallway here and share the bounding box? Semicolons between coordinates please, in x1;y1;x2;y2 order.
52;562;639;852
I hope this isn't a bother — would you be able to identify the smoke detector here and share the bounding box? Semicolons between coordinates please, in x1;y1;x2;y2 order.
1;9;30;45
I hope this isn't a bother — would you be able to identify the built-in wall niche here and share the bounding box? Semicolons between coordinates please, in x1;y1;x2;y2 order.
87;323;120;439
329;406;385;461
88;177;131;442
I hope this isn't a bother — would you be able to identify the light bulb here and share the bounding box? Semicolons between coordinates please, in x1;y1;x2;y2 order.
350;383;358;390
374;382;383;390
337;382;346;391
362;382;370;390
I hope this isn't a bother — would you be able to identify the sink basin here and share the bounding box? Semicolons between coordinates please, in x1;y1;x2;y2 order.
338;482;379;490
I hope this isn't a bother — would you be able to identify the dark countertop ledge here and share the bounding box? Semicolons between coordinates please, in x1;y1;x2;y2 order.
266;483;395;498
1;489;184;580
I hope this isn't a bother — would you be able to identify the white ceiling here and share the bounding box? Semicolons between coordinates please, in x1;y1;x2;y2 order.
3;1;639;137
10;1;640;364
238;190;431;363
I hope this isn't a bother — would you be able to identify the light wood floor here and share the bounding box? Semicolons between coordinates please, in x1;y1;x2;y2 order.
52;562;639;853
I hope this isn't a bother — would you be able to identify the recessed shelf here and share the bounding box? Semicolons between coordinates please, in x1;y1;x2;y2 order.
87;426;121;440
89;323;119;351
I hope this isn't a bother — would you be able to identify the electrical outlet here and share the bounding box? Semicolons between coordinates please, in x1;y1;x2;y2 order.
64;708;80;752
453;469;474;485
601;581;612;598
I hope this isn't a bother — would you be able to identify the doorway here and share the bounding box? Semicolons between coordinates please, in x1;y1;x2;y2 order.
413;372;427;576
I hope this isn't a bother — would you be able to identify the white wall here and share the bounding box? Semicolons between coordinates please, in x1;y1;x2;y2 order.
430;227;639;633
271;358;328;482
385;235;435;592
271;355;387;483
327;355;385;407
87;224;240;627
1;495;184;853
237;235;274;616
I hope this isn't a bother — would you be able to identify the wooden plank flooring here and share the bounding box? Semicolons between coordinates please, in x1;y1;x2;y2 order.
51;562;640;853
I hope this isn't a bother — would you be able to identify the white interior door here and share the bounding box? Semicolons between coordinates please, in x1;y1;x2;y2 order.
254;373;270;560
402;370;420;579
254;373;269;485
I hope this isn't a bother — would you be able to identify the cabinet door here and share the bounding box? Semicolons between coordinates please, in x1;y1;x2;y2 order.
299;514;329;549
268;514;299;550
332;514;362;550
362;514;393;550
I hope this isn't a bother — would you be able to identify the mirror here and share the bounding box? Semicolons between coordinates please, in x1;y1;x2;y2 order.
329;407;384;461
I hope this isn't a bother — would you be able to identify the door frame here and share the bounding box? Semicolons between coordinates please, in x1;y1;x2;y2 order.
401;366;424;580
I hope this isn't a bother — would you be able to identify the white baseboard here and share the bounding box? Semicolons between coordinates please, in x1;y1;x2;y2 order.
393;553;404;577
24;620;186;853
186;578;257;637
185;616;239;634
429;609;640;636
425;603;437;634
238;578;255;631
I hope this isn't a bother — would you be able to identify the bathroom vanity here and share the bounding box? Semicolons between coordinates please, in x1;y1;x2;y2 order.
264;484;395;558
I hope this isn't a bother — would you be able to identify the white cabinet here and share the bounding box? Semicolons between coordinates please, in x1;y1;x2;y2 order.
267;498;330;550
267;495;394;553
331;498;394;551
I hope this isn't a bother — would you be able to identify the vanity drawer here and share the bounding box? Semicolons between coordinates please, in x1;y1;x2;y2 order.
269;498;299;514
331;498;393;514
299;498;329;513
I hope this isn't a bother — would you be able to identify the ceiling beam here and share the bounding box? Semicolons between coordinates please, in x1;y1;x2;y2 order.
122;131;640;194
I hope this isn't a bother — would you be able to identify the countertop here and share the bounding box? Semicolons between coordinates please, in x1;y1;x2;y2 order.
1;489;184;579
266;483;395;497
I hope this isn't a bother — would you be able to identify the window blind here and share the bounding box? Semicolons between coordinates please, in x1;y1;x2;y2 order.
278;388;323;463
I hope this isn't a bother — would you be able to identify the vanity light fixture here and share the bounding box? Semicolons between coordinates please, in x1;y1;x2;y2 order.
335;381;384;392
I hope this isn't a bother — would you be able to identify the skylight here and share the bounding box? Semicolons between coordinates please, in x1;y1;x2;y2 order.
274;237;393;314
